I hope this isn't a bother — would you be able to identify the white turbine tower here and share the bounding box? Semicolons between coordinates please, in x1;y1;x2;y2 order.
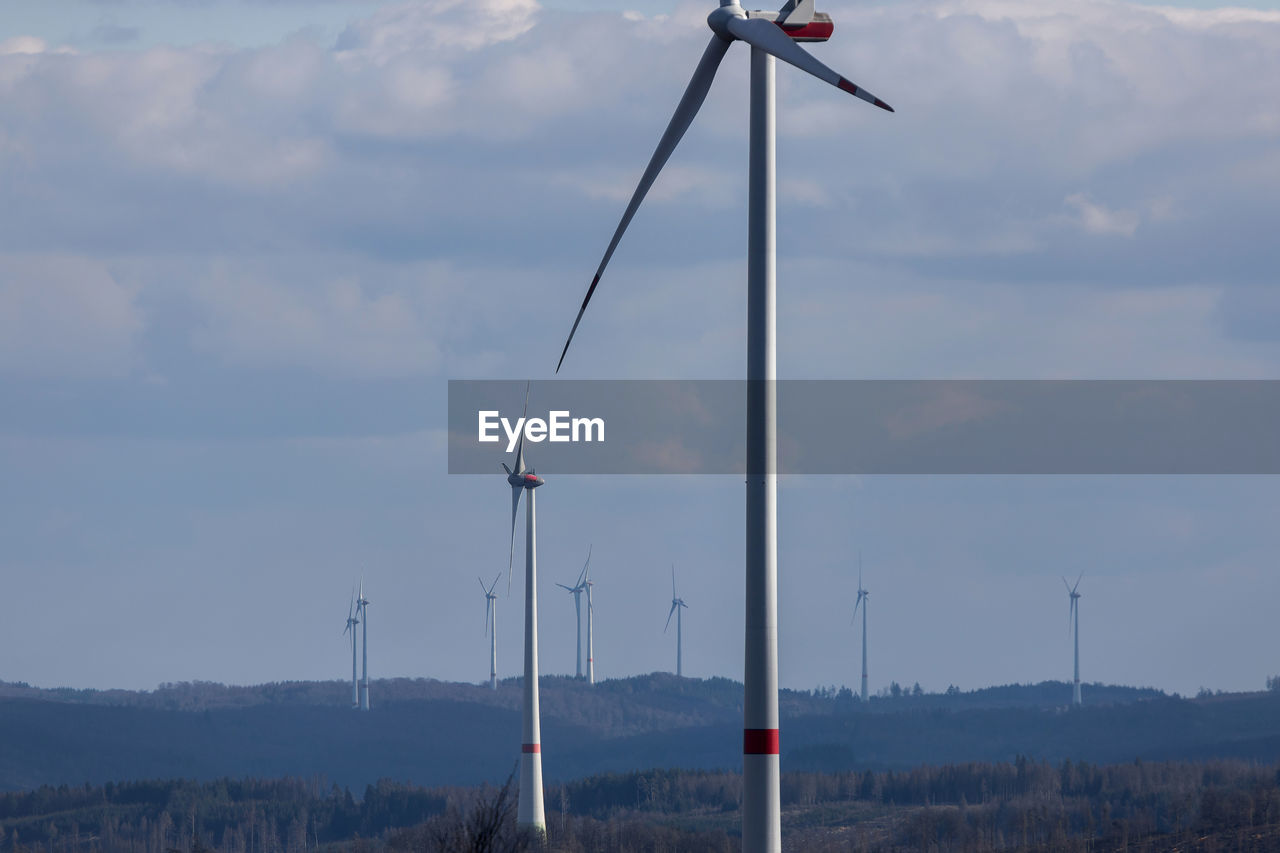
1065;574;1082;706
481;573;500;690
665;565;689;677
502;386;546;835
556;546;592;679
585;551;596;685
852;556;869;703
357;580;370;711
555;1;892;847
343;593;360;709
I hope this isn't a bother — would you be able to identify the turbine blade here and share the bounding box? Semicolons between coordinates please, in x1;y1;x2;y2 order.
478;576;488;594
490;573;501;595
513;384;529;476
665;601;677;632
576;545;591;588
851;594;862;624
556;34;731;373
508;484;523;595
723;16;893;112
1062;575;1071;593
556;583;575;592
1073;572;1083;594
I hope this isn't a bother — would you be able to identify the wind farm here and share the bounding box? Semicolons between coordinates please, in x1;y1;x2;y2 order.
6;0;1280;850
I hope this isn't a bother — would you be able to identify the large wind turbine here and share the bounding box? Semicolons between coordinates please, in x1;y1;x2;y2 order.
502;386;547;834
665;565;689;677
554;0;893;847
1065;574;1082;706
585;551;596;685
481;574;500;690
343;593;360;709
852;556;869;703
556;546;592;679
357;581;370;711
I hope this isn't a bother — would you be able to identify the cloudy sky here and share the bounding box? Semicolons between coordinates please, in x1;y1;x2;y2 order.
2;0;1279;699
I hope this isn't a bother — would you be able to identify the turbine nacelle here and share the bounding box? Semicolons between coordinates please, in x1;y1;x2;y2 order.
709;5;833;43
502;464;544;490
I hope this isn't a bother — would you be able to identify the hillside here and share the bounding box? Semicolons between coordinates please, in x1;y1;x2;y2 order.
0;676;1274;793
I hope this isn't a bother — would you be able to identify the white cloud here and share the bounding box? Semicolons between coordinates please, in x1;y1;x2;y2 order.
0;255;143;378
189;264;446;378
1063;192;1141;237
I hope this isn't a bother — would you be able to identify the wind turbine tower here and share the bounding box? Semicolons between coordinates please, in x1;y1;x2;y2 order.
481;574;500;690
1065;574;1082;706
555;0;893;846
556;546;592;679
357;581;370;711
344;593;360;709
852;556;869;703
666;565;689;677
502;386;547;835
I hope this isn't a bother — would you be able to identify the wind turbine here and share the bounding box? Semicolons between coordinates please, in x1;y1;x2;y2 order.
1065;574;1082;706
357;580;370;711
343;593;360;709
665;565;689;677
585;551;596;685
556;546;592;679
481;574;501;690
502;385;547;834
554;0;893;847
852;554;869;703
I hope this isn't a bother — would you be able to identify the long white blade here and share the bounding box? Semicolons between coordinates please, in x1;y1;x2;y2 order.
556;34;731;373
575;545;592;589
665;600;678;632
512;383;530;476
508;484;522;594
724;16;893;112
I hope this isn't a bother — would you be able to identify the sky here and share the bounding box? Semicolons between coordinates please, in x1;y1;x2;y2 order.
2;0;1280;698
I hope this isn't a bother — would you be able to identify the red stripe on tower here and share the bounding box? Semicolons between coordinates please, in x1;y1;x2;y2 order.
743;728;780;755
522;743;541;753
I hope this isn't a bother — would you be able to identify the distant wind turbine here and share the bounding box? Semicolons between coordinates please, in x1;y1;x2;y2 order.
502;384;546;834
585;551;596;685
852;554;869;703
666;564;689;677
357;580;370;711
556;547;592;679
343;592;360;709
1065;574;1082;706
480;574;500;690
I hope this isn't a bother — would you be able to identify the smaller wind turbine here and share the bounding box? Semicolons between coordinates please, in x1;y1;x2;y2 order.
665;564;689;677
852;554;869;703
481;574;500;690
1064;574;1082;706
585;550;595;685
357;579;370;711
343;592;360;709
556;547;592;679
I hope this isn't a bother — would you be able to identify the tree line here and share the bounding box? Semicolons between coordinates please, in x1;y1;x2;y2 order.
4;757;1280;852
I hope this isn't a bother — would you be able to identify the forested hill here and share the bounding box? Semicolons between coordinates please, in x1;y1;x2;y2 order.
0;675;1275;793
